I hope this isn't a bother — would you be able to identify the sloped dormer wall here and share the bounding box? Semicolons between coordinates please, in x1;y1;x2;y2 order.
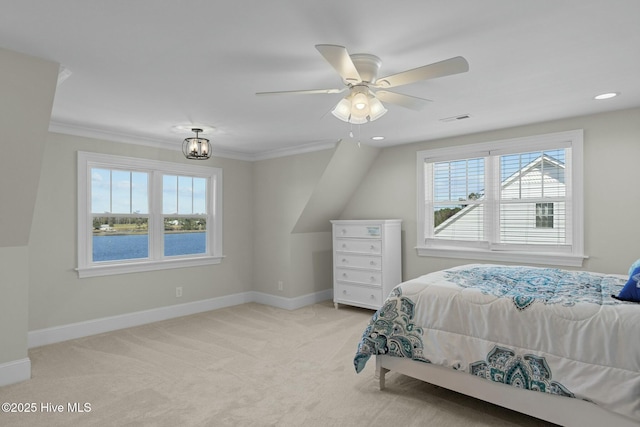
253;140;380;299
0;47;58;385
292;141;381;233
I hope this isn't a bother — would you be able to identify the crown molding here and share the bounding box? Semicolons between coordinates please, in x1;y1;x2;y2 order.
48;121;337;161
246;139;339;161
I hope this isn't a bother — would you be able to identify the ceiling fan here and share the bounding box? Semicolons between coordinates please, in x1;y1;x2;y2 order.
256;44;469;124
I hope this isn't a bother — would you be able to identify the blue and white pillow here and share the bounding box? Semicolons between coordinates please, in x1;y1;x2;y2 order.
613;259;640;303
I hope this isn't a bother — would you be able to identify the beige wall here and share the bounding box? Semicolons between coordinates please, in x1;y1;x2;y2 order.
252;149;334;297
0;47;57;368
28;132;254;330
0;48;57;248
250;140;383;300
341;107;640;280
0;247;29;363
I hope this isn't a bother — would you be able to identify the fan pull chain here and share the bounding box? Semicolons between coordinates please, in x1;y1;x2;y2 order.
347;122;361;148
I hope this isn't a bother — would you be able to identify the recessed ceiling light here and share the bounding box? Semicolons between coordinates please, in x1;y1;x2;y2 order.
594;92;619;100
371;136;385;140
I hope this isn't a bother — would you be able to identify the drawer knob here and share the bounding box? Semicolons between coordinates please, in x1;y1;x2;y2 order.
370;276;376;282
370;261;376;266
342;258;347;263
342;273;347;277
341;229;347;234
342;244;347;248
370;245;375;250
370;294;375;299
342;290;347;295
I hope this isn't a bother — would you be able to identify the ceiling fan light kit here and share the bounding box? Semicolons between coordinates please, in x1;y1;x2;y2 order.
256;44;469;126
331;85;388;124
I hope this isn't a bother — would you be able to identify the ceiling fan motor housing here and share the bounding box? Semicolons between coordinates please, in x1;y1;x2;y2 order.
349;53;382;84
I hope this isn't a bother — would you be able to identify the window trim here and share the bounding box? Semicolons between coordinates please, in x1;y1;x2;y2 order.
77;151;223;278
416;129;586;267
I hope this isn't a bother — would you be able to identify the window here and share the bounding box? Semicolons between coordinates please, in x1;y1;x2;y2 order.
536;203;554;229
77;152;223;278
417;130;584;267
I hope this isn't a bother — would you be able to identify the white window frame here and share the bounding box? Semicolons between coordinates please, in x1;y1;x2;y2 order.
416;129;586;267
77;151;223;278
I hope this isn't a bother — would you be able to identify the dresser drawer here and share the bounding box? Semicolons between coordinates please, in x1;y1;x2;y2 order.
334;224;382;238
334;239;381;254
335;283;383;308
334;253;382;270
335;268;381;286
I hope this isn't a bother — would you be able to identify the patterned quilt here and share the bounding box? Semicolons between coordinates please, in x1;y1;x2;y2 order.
354;264;640;422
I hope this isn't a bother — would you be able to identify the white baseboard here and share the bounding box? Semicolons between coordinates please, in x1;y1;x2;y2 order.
28;289;333;349
0;358;31;387
253;289;333;310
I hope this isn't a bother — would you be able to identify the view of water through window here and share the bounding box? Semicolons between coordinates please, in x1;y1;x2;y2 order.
93;232;206;262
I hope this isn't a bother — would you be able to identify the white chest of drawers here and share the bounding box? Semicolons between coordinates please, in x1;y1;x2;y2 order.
331;219;402;310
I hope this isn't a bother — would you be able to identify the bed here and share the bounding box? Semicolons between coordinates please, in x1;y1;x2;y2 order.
354;264;640;426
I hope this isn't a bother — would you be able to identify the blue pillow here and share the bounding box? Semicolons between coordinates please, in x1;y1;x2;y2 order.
613;260;640;303
630;259;640;276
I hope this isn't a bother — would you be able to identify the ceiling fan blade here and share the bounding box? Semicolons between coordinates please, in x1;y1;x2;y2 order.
256;88;345;96
375;90;433;110
375;56;469;88
315;44;362;83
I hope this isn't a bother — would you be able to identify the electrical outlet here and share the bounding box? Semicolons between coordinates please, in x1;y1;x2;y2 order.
176;286;183;297
277;281;283;291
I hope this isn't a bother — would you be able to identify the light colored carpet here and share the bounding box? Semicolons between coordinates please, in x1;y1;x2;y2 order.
0;301;556;426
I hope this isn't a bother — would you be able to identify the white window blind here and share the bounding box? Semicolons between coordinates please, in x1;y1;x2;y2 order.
429;157;486;243
492;148;572;252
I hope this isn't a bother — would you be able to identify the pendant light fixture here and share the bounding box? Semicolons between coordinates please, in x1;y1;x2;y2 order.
182;128;211;160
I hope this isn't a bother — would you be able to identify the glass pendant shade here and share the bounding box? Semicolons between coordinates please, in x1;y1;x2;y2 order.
368;97;388;121
182;128;212;160
348;103;370;124
331;89;387;124
331;98;352;122
352;92;369;111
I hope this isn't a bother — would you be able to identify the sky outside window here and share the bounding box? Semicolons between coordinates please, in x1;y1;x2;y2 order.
163;175;207;215
91;168;148;214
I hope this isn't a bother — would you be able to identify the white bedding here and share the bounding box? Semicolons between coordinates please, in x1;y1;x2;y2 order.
354;264;640;423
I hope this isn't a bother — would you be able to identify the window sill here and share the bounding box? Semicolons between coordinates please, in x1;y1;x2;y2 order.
416;246;587;268
77;255;224;278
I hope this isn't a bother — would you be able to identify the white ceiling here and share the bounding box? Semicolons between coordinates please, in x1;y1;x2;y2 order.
2;1;639;159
